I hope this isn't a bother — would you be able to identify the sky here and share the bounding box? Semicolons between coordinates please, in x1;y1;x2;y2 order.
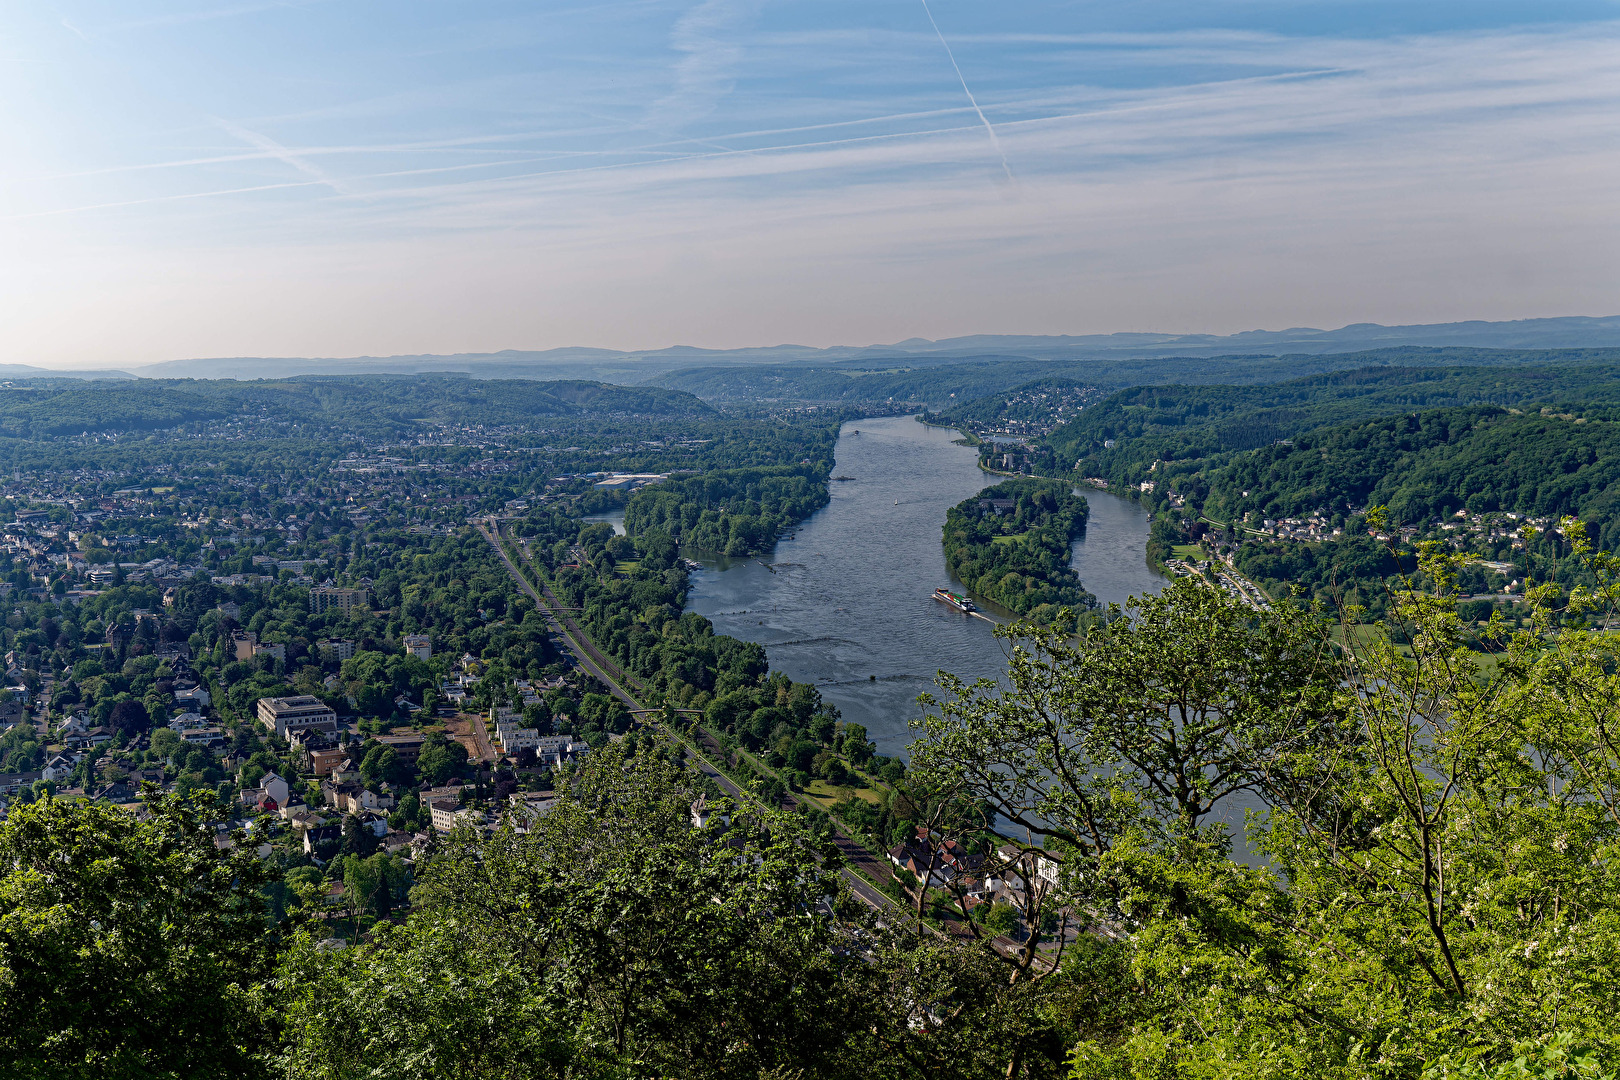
2;1;1619;368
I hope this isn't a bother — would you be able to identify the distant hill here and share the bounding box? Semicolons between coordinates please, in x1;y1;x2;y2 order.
51;314;1620;384
650;346;1620;409
0;364;135;380
0;375;715;439
1046;361;1620;489
922;378;1108;439
886;315;1620;359
1199;405;1620;552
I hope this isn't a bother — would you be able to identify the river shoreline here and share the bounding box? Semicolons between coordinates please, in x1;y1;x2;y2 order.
678;416;1166;761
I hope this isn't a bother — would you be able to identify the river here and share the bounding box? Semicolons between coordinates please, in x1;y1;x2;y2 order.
682;415;1165;760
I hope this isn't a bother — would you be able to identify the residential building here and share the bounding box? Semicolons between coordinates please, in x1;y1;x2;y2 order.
62;726;113;751
498;727;541;754
529;734;588;766
429;798;480;832
232;631;257;662
508;791;557;831
258;772;291;808
690;796;729;830
888;827;983;888
303;823;342;856
317;638;355;662
373;732;425;765
402;634;431;659
323;778;360;810
252;641;286;662
414;787;465;818
256;695;340;739
309;586;370;615
321;777;393;815
0;770;43;796
308;746;345;777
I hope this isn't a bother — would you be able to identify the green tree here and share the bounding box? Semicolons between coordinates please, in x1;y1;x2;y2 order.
358;742;408;788
277;737;1075;1079
0;792;277;1079
914;576;1344;865
415;730;468;786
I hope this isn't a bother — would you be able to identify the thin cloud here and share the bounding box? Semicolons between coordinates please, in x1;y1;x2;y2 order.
646;0;765;131
98;0;335;33
216;119;353;196
8;13;1620;362
1;180;326;221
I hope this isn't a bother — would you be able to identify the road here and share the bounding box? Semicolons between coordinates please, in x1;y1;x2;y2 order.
479;522;647;710
478;522;1046;954
459;711;497;764
479;521;907;912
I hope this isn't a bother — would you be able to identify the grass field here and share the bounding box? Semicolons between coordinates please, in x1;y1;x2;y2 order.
802;779;884;806
1171;543;1207;561
990;531;1030;546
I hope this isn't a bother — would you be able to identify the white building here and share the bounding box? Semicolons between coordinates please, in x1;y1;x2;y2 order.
498;727;541;753
256;695;340;739
258;772;291;808
403;634;432;660
508;792;558;831
429;798;481;832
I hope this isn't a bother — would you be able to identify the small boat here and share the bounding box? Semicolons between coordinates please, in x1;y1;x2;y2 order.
934;587;975;612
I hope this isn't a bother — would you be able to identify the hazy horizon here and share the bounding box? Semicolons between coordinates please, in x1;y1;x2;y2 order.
5;1;1619;368
15;312;1620;375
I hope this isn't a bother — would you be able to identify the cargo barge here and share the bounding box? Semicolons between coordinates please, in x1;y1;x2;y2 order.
934;587;976;613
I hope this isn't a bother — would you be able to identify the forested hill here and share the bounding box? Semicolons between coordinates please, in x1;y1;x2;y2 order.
0;376;715;439
652;346;1620;410
648;358;1065;408
1051;363;1620;484
1194;406;1620;547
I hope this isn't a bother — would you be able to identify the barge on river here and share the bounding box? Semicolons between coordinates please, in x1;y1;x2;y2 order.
934;587;976;613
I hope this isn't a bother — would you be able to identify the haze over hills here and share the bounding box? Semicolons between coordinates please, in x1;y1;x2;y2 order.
21;314;1620;383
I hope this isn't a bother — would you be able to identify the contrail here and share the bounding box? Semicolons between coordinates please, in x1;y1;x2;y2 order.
217;118;352;196
918;0;1013;183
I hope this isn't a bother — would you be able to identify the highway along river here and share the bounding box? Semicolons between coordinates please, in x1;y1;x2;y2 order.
683;414;1165;761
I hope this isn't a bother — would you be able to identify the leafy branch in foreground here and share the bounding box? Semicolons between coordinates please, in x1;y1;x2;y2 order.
914;549;1620;1077
0;790;281;1080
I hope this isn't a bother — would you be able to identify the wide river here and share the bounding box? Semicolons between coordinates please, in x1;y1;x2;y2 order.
682;415;1165;760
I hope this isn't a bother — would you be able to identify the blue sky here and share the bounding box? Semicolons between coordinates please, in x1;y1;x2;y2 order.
3;1;1618;366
